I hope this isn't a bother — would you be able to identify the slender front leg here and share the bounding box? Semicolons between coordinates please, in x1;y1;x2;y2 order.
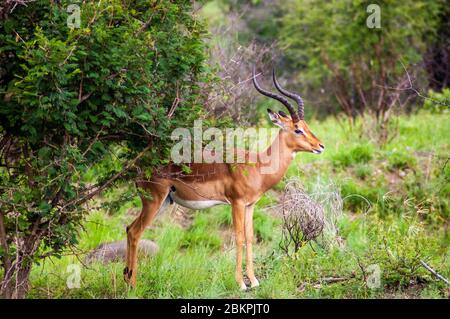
245;203;259;288
231;200;246;290
125;186;168;287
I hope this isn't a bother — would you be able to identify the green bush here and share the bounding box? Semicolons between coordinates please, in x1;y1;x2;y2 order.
361;217;440;289
280;0;444;116
423;88;450;114
332;144;374;168
0;0;211;298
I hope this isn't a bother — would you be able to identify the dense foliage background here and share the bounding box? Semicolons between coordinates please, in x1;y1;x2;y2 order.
208;0;448;124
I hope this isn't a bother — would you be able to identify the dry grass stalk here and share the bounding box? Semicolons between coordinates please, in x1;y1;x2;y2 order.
280;178;343;256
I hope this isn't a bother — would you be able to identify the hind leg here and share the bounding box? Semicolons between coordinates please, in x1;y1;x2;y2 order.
124;182;169;287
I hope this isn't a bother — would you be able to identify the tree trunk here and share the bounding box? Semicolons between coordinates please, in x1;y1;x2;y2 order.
1;263;15;299
1;232;39;299
0;267;13;299
0;211;13;299
1;259;32;299
14;263;32;299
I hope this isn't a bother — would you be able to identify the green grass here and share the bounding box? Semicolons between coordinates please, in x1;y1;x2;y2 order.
385;150;417;171
27;111;450;298
331;144;374;168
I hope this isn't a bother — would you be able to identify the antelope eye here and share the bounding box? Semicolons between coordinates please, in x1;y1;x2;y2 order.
294;129;304;135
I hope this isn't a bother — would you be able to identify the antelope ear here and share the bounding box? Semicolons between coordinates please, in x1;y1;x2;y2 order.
267;109;286;129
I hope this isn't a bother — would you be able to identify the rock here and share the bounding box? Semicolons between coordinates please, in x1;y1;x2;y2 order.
86;239;158;264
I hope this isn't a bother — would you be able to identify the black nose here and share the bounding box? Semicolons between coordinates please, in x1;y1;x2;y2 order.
319;144;325;149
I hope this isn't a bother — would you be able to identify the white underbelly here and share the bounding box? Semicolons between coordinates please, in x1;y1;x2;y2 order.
171;192;228;210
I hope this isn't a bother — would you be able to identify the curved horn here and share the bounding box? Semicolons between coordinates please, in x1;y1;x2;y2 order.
252;66;300;122
272;68;304;120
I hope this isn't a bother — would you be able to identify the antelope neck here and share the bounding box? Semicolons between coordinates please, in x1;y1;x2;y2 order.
258;130;295;190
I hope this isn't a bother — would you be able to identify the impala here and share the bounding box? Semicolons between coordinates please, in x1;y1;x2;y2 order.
124;67;324;290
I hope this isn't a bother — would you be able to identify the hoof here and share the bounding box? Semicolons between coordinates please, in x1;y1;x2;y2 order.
250;278;260;288
123;267;134;286
239;282;248;291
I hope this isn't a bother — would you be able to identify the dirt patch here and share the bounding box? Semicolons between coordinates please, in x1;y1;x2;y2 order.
383;282;429;299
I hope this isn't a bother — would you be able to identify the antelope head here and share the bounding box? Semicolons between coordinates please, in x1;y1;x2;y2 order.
253;66;325;154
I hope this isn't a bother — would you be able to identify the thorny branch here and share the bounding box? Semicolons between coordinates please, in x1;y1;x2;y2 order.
376;61;450;107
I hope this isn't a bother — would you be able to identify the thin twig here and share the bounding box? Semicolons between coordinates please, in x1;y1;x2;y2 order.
376;61;450;107
135;12;155;36
167;83;181;118
319;277;350;284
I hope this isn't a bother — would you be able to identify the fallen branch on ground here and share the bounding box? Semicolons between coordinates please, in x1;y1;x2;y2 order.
420;260;449;285
319;277;350;284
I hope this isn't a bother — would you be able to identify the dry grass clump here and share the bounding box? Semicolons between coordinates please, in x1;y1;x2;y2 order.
280;178;343;255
